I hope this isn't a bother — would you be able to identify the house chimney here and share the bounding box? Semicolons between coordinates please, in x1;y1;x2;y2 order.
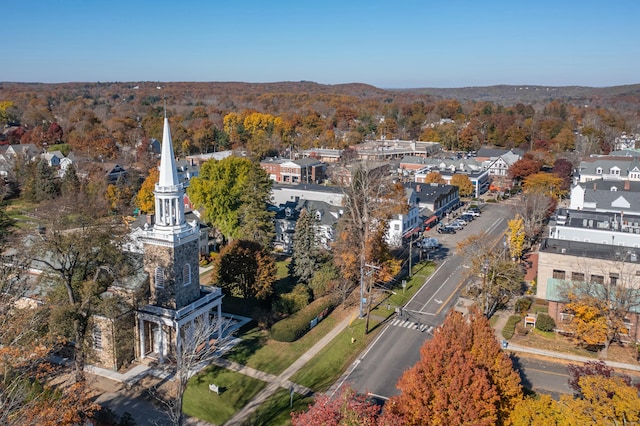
416;184;421;192
625;180;630;190
146;214;154;226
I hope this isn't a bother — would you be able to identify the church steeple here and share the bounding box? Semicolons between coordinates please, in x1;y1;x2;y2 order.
153;117;188;231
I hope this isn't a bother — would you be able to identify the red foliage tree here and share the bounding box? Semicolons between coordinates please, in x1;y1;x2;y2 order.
291;386;381;426
388;309;522;426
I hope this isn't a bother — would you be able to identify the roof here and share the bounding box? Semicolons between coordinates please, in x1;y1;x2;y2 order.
272;182;345;195
294;157;323;167
476;148;524;158
404;182;457;204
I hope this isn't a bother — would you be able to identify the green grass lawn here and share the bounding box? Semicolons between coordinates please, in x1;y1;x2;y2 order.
183;366;268;425
240;388;314;426
225;314;340;376
289;318;372;391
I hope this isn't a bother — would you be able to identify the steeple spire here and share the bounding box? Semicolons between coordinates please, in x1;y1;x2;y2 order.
158;117;179;187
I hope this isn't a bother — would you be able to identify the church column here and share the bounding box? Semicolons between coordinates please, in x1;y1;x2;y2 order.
217;303;223;339
158;324;165;364
139;319;146;359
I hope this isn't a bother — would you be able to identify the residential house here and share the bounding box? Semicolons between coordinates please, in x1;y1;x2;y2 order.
185;150;234;167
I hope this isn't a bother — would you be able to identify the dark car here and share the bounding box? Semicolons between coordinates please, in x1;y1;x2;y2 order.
459;214;474;222
437;226;456;234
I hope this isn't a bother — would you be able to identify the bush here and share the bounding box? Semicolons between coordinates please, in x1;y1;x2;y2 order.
535;313;556;332
502;315;521;340
272;284;311;315
516;324;529;336
514;297;532;314
270;296;335;342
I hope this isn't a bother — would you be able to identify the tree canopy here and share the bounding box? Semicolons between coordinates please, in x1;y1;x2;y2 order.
388;309;522;425
187;156;273;243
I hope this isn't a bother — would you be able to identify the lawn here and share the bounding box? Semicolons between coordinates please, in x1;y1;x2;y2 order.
289;317;372;391
225;311;341;376
183;366;268;425
240;388;314;426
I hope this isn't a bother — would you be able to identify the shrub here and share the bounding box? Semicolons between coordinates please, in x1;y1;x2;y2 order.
272;284;311;315
535;313;556;332
514;298;532;314
516;324;529;336
270;296;335;342
502;315;521;340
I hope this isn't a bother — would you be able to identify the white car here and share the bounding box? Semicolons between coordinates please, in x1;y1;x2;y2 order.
465;210;481;217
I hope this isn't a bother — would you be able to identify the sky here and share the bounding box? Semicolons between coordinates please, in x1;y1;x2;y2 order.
2;0;639;88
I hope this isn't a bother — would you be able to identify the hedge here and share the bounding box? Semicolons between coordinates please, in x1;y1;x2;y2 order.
502;315;521;340
270;296;335;342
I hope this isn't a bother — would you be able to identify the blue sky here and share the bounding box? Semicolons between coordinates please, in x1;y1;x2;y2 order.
3;1;638;88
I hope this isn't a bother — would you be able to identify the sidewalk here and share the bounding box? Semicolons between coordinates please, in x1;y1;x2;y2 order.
222;311;356;426
491;311;640;373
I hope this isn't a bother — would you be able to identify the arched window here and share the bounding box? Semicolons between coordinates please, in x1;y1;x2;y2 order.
183;264;191;286
155;266;165;288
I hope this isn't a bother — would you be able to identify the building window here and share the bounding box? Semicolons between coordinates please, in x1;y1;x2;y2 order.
155;266;165;288
92;325;103;350
394;224;400;231
571;272;585;282
610;273;619;286
596;167;602;174
183;264;191;286
590;274;604;284
552;269;566;280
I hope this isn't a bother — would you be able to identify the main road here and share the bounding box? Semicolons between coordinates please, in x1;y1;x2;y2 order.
334;201;517;400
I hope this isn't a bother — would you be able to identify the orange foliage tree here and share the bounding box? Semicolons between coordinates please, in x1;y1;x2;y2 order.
387;309;522;425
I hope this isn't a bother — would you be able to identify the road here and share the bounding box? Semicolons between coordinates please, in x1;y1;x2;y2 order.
336;202;517;401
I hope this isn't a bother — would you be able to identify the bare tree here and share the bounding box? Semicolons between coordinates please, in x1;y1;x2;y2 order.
151;315;235;426
513;192;554;248
457;235;524;317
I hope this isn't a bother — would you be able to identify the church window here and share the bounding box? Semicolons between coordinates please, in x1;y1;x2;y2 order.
92;325;103;350
183;264;191;286
155;266;165;288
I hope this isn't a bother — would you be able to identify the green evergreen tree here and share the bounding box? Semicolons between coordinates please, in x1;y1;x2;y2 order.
290;208;325;284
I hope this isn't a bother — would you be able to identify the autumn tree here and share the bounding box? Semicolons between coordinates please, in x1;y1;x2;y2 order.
291;386;383;426
30;183;132;381
561;256;640;354
388;309;522;425
188;156;273;244
508;155;543;182
211;239;276;300
135;166;159;214
334;163;406;333
507;215;526;261
450;173;474;197
423;171;446;184
522;172;567;200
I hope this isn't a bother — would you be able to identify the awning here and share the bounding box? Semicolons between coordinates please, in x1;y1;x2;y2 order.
402;227;421;239
424;216;438;225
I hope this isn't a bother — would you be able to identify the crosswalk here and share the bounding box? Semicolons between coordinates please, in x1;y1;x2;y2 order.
390;318;434;333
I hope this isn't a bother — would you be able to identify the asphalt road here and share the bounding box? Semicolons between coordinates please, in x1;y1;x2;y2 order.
335;201;517;400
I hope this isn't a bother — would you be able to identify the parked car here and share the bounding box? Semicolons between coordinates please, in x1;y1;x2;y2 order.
466;209;480;217
437;226;456;234
459;214;474;222
453;218;468;226
448;222;464;230
421;237;440;250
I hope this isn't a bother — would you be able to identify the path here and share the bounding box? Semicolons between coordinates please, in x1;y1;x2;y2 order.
222;312;355;426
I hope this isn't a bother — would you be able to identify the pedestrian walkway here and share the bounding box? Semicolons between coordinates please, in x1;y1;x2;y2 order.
389;317;433;333
491;311;640;373
222;312;356;426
